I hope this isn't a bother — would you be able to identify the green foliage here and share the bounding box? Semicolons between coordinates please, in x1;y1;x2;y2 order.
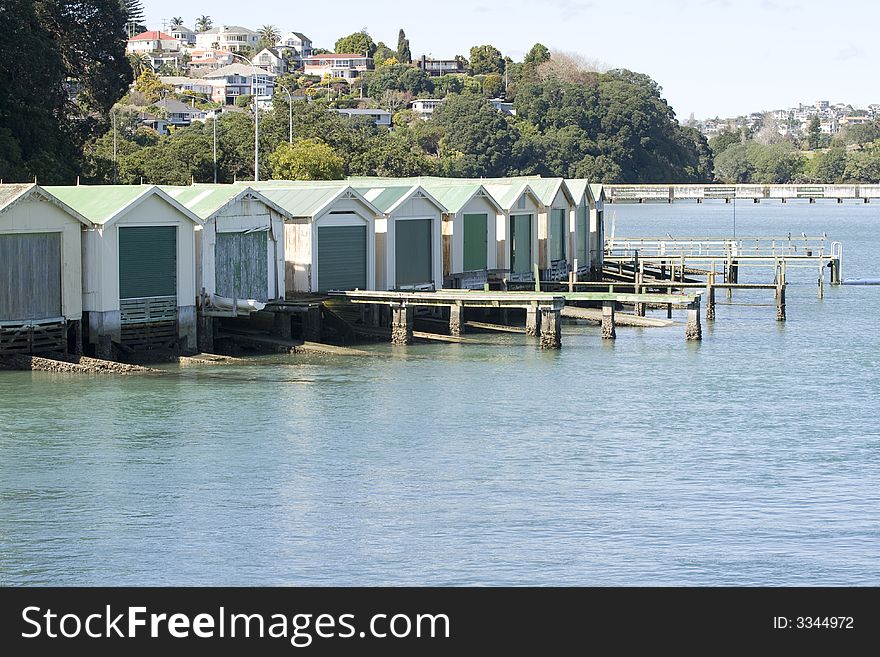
234;94;253;108
335;30;376;57
195;15;212;32
434;74;465;96
843;141;880;183
365;64;433;99
523;43;551;67
806;115;821;150
269;138;344;180
469;45;505;75
708;129;743;155
482;74;504;98
838;121;880;146
133;68;171;103
805;147;847;183
396;29;412;64
351;133;434;177
0;0;131;183
432;93;518;177
714;142;804;183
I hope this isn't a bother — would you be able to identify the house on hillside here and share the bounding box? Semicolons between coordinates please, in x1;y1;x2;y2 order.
303;54;372;81
203;64;276;105
126;30;180;54
333;108;392;127
416;56;467;77
187;49;235;74
277;32;313;63
153;98;207;129
169;25;196;47
252;48;288;76
409;99;443;120
194;25;259;53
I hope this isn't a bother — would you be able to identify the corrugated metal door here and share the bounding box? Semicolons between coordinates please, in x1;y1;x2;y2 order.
549;208;566;261
462;213;488;271
509;214;532;274
576;205;588;266
0;233;62;321
317;224;367;291
118;226;177;299
395;219;432;287
215;231;269;301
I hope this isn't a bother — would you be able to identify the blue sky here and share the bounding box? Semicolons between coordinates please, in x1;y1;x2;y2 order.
144;0;875;120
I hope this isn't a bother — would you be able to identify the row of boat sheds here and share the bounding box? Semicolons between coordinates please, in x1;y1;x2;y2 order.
0;177;607;359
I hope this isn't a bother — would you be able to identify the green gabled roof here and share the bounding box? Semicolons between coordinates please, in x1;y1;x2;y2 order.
163;185;293;221
481;181;539;211
0;183;92;225
44;185;152;224
590;184;606;202
353;185;412;212
259;186;351;217
420;182;502;215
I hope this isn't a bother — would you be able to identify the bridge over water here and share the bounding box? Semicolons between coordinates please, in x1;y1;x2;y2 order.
605;184;880;203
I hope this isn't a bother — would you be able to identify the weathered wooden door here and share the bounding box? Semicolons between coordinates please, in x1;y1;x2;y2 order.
317;224;367;291
215;230;269;301
0;233;62;321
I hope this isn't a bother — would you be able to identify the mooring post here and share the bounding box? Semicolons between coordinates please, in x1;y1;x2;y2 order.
706;271;716;321
540;308;562;350
525;305;540;337
818;262;824;300
685;299;702;341
391;302;414;345
635;262;646;316
305;305;323;341
449;303;463;337
831;257;841;285
777;282;786;321
601;300;616;340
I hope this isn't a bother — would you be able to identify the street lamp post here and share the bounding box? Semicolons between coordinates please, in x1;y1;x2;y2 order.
275;81;294;144
229;52;263;181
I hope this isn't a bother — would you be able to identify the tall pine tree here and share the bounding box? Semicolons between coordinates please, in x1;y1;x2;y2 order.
396;29;411;64
121;0;145;37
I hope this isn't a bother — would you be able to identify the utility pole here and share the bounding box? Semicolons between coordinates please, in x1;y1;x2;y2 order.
112;110;117;184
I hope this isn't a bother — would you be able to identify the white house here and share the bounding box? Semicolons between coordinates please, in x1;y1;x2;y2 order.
303;54;372;81
194;25;259;54
0;184;91;356
417;56;467;77
154;98;206;128
203;64;276;105
126;30;180;54
409;99;443;120
46;185;201;358
252;48;288;76
159;76;222;97
333;108;392;127
169;25;196;46
277;32;313;60
187;49;235;74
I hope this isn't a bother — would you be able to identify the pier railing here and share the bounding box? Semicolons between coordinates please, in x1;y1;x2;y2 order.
606;235;835;260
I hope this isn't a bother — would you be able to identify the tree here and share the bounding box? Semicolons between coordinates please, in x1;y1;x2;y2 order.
373;42;397;67
170;17;184;28
121;0;145;37
808;147;847;183
708;129;743;155
523;43;550;67
753;112;782;145
269;138;344;179
259;25;280;46
134;68;171;102
195;15;212;32
432;93;519;177
397;29;411;64
365;64;433;99
469;45;505;75
713;143;755;183
536;51;603;84
335;30;376;57
807;115;821;150
482;73;504;98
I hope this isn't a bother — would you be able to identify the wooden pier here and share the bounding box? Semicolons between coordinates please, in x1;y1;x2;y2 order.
329;288;702;349
604;183;880;204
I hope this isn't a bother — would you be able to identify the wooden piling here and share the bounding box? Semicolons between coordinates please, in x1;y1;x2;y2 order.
830;258;841;285
818;262;824;300
540;309;562;350
525;305;540;337
685;299;702;341
776;283;786;321
601;301;616;340
706;271;716;321
449;303;463;337
391;303;414;345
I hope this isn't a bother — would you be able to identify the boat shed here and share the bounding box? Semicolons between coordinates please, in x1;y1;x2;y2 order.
0;184;91;355
523;178;577;281
589;184;606;273
481;181;542;281
565;179;599;278
352;184;447;291
46;185;201;358
165;185;290;304
420;182;504;286
256;184;380;293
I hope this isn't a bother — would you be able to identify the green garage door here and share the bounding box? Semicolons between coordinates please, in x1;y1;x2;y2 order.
0;233;62;321
215;231;269;301
509;214;532;274
317;224;367;291
462;213;488;271
549;208;566;261
576;205;588;267
395;219;432;287
118;226;177;299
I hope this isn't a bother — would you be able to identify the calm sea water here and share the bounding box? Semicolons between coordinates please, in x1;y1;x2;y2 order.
1;201;878;586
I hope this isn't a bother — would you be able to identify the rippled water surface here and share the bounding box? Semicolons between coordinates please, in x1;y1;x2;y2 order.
2;201;878;585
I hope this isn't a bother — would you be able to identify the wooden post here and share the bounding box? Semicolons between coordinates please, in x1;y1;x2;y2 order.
305;305;322;341
635;261;646;316
777;282;786;321
449;303;463;337
525;305;540;337
540;308;561;350
391;303;414;345
685;299;702;341
601;300;616;340
534;263;541;292
831;258;841;285
666;285;673;318
706;271;716;320
273;311;292;340
818;262;824;300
